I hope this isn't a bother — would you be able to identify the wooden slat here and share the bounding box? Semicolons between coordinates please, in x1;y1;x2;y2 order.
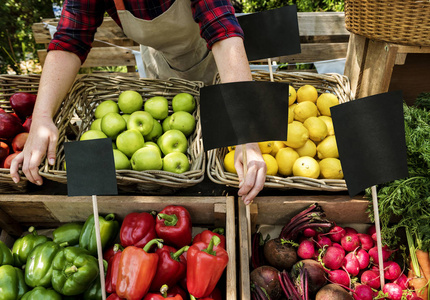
298;12;349;36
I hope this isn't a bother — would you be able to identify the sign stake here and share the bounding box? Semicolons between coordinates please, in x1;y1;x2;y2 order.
371;185;385;288
92;194;107;300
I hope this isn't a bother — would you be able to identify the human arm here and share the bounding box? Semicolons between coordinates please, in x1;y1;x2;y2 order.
10;50;81;185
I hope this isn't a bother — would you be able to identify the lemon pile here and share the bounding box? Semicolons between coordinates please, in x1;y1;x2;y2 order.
224;84;344;180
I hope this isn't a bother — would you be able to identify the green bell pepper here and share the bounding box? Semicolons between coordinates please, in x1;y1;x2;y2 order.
25;241;62;288
83;259;107;300
79;213;119;256
12;226;51;268
0;240;13;266
0;264;29;300
21;287;62;300
52;222;84;247
51;246;99;296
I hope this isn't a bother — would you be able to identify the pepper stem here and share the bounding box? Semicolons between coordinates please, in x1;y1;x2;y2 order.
202;235;221;256
105;213;116;221
160;284;169;298
143;238;164;252
171;246;189;261
213;228;225;235
28;226;36;235
190;295;197;300
64;265;78;276
157;213;178;226
113;244;124;252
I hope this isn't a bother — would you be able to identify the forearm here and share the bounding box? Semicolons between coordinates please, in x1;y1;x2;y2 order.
33;50;81;120
211;37;252;83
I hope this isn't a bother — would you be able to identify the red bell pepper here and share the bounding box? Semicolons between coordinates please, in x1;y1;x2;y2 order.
193;228;226;249
143;284;183;300
120;212;157;248
150;245;189;292
187;236;229;299
116;239;163;300
107;293;123;300
201;286;223;300
103;243;123;262
106;244;123;294
167;285;187;299
156;205;192;248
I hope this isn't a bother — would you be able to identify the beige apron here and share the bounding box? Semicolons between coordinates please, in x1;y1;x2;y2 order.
113;0;217;85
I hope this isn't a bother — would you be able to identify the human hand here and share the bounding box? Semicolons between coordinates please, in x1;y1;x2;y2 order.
10;117;58;185
234;143;266;205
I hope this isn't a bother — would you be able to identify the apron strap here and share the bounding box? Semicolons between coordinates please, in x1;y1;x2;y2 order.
113;0;126;11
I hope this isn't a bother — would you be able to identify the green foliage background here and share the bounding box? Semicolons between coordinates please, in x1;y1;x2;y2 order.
0;0;344;75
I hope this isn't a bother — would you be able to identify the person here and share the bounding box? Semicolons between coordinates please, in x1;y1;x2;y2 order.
10;0;267;204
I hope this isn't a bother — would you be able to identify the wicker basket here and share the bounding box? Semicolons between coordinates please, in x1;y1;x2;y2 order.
0;75;42;193
207;70;354;192
344;0;430;47
39;74;205;195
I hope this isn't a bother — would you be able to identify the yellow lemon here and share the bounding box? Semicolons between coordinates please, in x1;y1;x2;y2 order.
227;145;236;151
288;106;294;124
224;150;237;173
316;93;339;116
290;103;297;112
319;158;343;179
303;116;328;142
295;139;317;157
316;135;339;159
292;156;320;178
284;121;309;149
258;141;274;154
297;85;318;103
276;147;299;176
270;141;286;157
318;116;335;136
289;85;297;105
263;154;278;176
294;101;318;123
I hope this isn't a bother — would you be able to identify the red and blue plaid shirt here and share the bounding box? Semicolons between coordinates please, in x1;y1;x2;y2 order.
48;0;244;64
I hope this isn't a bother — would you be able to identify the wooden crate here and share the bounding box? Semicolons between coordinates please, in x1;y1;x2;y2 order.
0;195;237;299
237;195;370;300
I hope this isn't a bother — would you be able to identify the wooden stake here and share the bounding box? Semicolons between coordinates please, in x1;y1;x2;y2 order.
92;195;107;300
268;58;274;82
242;144;253;259
371;185;385;288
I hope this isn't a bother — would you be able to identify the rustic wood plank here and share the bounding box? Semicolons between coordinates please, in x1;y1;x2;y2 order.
238;199;251;300
344;33;368;98
298;12;349;36
225;196;237;300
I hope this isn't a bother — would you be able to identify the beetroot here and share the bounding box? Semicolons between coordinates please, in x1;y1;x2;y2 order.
297;239;316;259
328;225;346;242
326;269;350;287
315;283;353;300
356;249;370;270
357;233;374;251
341;234;360;252
292;259;327;295
353;284;373;300
322;246;345;270
383;261;402;280
360;270;380;289
316;234;333;249
250;265;283;300
264;238;298;271
343;252;360;276
383;282;403;300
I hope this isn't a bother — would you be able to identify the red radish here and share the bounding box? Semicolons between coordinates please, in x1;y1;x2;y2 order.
368;245;394;264
322;246;345;270
360;270;380;289
326;269;350;287
303;227;317;237
344;227;358;235
316;234;332;249
353;284;373;300
341;233;360;252
332;243;343;249
343;252;360;276
357;233;374;251
371;233;377;242
356;249;370;270
297;239;316;259
328;225;346;242
383;261;402;280
383;282;403;300
392;273;408;290
366;225;376;236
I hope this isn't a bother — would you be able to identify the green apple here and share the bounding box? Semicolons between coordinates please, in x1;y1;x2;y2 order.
116;129;145;157
131;147;163;171
80;129;108;141
94;100;119;119
113;149;131;170
172;93;196;113
169;111;196;137
90;118;102;131
143;119;163;142
101;112;127;139
122;114;131;124
157;129;188;155
163;152;190;174
162;116;171;132
142;141;162;156
118;90;143;114
144;96;169;120
127;111;154;136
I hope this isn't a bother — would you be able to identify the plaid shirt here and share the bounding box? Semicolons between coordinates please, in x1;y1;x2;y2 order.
48;0;243;64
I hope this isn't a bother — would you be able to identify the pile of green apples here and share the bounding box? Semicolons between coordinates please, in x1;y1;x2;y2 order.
80;91;196;174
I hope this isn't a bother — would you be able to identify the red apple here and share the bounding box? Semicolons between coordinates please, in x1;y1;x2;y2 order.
0;113;24;139
0;141;9;161
9;92;37;120
3;151;21;169
12;132;29;152
23;115;32;132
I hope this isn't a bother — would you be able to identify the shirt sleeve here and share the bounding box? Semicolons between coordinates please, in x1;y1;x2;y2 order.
191;0;244;49
47;0;108;64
